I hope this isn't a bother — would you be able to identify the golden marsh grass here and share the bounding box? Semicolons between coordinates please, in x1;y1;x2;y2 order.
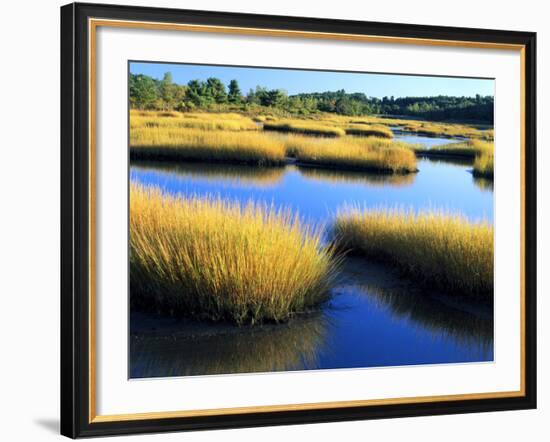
130;110;259;132
415;140;494;159
473;151;494;178
263;120;346;137
285;135;417;173
344;124;394;138
252;115;277;122
130;185;340;324
332;207;493;296
129;111;495;174
400;121;489;140
251;112;492;140
130;113;417;172
130;127;286;165
316;114;492;140
423;140;494;180
479;129;494;141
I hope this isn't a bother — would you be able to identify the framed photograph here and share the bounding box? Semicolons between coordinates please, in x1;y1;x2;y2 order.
60;2;537;438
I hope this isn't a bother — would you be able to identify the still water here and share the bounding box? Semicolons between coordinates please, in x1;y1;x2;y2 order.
130;158;493;223
393;130;465;148
130;135;494;378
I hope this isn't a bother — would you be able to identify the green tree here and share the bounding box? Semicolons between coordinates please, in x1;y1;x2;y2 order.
172;84;188;111
255;86;269;106
159;72;177;110
127;72;494;123
206;77;227;104
228;79;242;103
256;88;287;107
268;89;287;107
335;96;361;115
246;88;260;105
129;74;158;109
186;79;210;106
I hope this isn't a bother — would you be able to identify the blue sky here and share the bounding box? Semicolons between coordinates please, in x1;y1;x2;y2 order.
130;62;494;98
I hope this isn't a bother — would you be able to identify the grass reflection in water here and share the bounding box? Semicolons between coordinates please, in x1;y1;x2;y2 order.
297;166;416;187
357;285;492;351
130;312;330;378
333;259;493;357
131;161;286;188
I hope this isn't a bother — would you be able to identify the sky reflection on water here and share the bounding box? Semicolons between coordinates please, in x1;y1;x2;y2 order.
130;133;494;378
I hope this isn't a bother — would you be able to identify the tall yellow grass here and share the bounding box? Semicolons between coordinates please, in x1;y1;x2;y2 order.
473;151;494;178
134;110;180;118
130;127;286;165
314;114;493;141
415;140;494;159
480;129;494;141
400;121;489;140
344;124;393;138
130;116;417;172
130;110;259;132
332;207;493;295
252;115;277;123
263;120;346;137
130;185;340;324
285;135;417;173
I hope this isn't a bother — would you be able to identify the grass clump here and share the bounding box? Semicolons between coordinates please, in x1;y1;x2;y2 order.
345;124;394;138
323;115;493;141
130;128;286;165
400;121;489;140
415;140;493;159
473;151;494;178
252;115;276;123
285;135;417;173
130;110;259;132
156;111;181;118
332;207;493;296
130;185;339;325
263;120;346;137
480;129;494;141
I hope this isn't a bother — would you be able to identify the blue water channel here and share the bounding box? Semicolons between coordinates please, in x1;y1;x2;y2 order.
130;133;494;378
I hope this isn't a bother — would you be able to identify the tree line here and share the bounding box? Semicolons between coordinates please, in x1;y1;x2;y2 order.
130;72;494;123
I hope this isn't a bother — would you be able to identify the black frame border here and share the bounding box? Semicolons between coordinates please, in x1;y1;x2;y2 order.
60;2;537;438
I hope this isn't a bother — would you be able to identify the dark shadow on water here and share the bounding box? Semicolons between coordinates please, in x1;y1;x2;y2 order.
334;257;493;347
473;175;494;192
416;155;474;167
130;310;331;378
129;152;494;378
132;160;286;188
297;166;416;187
130;257;493;379
131;160;418;189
